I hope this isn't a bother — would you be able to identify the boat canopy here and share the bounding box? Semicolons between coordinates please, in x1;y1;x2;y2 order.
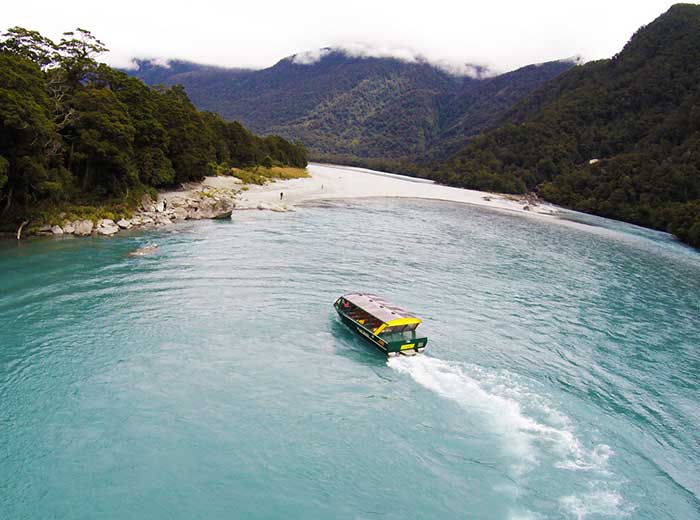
342;293;422;327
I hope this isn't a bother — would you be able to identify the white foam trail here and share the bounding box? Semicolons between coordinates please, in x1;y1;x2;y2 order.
560;490;634;519
388;356;610;472
508;511;542;520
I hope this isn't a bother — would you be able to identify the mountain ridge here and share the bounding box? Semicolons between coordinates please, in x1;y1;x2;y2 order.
127;50;575;161
437;3;700;247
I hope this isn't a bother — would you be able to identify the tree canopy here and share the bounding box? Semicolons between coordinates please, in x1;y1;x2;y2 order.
0;27;307;228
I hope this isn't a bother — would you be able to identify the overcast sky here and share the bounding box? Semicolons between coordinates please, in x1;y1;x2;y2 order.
3;0;686;74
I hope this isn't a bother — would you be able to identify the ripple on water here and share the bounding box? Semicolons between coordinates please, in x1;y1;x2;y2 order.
1;196;699;519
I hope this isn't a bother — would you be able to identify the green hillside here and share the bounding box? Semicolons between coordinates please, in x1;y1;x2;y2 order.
437;4;700;248
129;53;573;162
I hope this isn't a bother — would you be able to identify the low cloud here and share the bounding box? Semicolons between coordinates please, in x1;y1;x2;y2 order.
288;44;494;78
123;56;172;70
291;48;332;65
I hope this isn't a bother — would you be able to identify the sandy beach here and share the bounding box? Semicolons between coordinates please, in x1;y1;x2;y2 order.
232;163;559;216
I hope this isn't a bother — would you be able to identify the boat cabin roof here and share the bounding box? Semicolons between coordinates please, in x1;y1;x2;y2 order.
341;293;421;327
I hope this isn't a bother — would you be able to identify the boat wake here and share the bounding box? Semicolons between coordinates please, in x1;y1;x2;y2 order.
388;356;609;470
388;356;632;518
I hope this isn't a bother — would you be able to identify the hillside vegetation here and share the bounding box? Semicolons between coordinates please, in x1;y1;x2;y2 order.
0;28;306;231
129;53;573;162
437;4;700;248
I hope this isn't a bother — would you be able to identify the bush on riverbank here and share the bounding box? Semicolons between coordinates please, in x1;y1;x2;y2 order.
229;166;309;185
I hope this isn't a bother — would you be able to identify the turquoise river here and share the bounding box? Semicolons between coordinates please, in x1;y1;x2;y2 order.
1;168;699;519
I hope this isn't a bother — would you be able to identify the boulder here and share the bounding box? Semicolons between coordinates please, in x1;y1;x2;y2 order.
37;224;52;235
168;197;187;208
116;218;132;229
51;225;64;235
172;207;189;220
97;223;119;235
95;219;119;235
96;218;113;228
155;214;173;226
140;194;155;212
62;222;75;234
73;220;93;236
155;200;165;213
188;197;234;219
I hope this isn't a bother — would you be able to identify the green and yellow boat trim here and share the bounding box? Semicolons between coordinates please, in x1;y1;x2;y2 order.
334;293;428;356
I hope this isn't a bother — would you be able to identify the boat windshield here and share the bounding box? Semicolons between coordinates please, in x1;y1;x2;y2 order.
378;324;418;342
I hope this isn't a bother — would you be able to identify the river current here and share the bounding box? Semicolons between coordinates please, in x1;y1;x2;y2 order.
1;170;699;519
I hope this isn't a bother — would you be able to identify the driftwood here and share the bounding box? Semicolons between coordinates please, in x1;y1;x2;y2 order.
16;220;29;240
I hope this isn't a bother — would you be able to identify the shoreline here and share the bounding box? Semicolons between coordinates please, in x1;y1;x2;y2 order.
231;162;559;217
7;163;559;241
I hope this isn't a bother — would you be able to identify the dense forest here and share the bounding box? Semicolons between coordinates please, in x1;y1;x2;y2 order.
436;4;700;248
129;53;573;162
0;27;307;231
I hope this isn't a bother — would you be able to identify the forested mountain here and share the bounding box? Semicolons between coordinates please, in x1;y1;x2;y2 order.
128;52;573;161
0;28;306;231
437;3;700;248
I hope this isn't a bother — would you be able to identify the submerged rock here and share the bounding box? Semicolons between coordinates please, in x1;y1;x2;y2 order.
256;202;291;212
128;244;159;256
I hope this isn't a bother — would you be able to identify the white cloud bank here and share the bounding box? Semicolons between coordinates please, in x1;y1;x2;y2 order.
2;0;678;75
288;44;494;77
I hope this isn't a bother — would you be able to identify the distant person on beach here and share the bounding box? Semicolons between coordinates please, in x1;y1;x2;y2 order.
280;192;284;200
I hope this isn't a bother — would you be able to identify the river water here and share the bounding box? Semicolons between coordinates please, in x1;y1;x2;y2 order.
1;170;699;519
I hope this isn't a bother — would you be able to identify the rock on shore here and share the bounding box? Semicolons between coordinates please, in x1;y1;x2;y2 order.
73;220;94;236
34;186;238;239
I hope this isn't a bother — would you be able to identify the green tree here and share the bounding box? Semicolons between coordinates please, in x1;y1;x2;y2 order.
66;87;137;196
0;26;307;231
0;53;54;214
